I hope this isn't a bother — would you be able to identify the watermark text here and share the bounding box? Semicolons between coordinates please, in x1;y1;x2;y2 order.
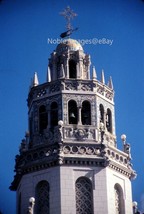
47;37;113;46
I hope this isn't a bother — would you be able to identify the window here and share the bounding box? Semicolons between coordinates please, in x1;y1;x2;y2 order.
106;108;112;133
68;100;78;124
35;180;50;214
29;116;33;140
69;59;77;78
50;102;58;128
81;101;91;125
99;104;104;123
114;184;125;214
18;192;21;214
39;105;48;133
75;177;93;214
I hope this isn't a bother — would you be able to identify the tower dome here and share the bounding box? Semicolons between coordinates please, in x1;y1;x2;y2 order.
56;38;83;53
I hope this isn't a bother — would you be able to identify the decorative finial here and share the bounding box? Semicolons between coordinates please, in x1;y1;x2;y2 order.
107;76;113;89
60;6;77;31
121;134;126;144
27;197;35;214
101;69;105;84
33;72;39;87
92;66;97;80
46;66;51;82
59;6;78;38
121;134;131;160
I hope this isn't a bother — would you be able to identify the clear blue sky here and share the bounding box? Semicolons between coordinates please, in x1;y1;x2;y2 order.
0;0;144;213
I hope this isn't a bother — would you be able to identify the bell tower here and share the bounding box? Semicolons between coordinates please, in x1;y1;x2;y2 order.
10;8;136;214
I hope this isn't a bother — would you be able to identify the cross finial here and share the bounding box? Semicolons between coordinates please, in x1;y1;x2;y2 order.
60;6;77;31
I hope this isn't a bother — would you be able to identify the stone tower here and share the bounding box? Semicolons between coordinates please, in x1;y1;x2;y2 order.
10;38;136;214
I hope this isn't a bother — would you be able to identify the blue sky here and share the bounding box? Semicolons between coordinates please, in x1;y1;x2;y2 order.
0;0;144;213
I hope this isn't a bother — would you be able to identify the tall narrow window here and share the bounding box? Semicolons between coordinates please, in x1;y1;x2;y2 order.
39;105;48;133
68;100;78;124
50;102;58;128
114;184;125;214
36;180;50;214
75;177;93;214
99;104;104;123
81;101;91;125
29;116;33;140
18;192;21;214
106;108;112;133
69;59;76;78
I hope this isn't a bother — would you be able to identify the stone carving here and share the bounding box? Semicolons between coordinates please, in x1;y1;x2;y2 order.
37;89;46;98
19;139;27;154
105;91;113;100
75;129;86;140
81;83;92;91
65;127;95;141
97;85;104;95
50;83;60;93
63;145;101;156
65;82;77;90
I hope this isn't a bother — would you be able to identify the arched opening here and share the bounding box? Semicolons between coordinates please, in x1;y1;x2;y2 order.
69;59;77;78
99;104;104;123
68;100;78;124
106;108;112;133
114;184;125;214
75;177;94;214
39;105;48;133
35;180;50;214
81;101;91;125
50;102;58;128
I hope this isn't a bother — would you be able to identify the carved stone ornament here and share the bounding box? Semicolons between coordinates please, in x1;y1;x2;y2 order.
75;129;86;140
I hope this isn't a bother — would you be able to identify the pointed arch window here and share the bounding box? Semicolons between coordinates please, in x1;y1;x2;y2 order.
35;180;50;214
75;177;94;214
68;100;78;124
50;102;58;128
114;184;125;214
99;104;104;123
106;108;112;133
39;105;48;133
81;101;91;125
69;59;77;78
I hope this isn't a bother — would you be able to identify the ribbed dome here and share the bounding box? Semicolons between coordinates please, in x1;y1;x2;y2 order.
56;39;83;52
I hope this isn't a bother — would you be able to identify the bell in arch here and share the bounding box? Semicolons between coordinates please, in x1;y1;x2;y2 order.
70;112;76;118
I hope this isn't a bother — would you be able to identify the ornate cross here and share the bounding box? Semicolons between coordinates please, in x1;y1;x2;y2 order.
60;6;77;31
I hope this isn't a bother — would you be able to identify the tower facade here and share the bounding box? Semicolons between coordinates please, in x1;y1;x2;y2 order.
10;39;136;214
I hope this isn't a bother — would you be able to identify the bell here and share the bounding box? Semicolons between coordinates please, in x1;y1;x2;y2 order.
70;112;75;118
